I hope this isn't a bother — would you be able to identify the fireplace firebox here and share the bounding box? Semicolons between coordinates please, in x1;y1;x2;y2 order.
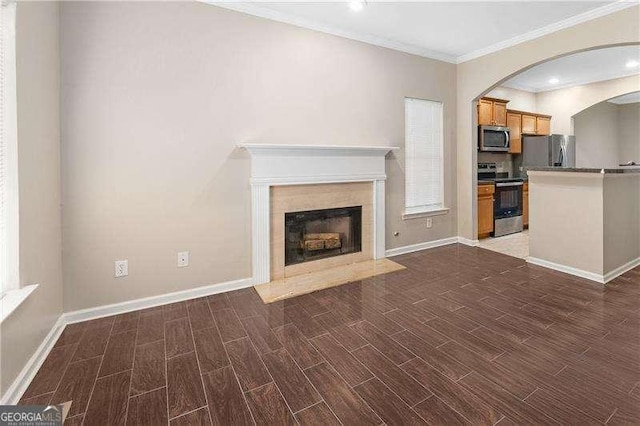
284;206;362;266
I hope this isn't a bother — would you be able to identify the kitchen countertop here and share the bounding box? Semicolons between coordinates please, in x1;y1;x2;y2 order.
527;167;640;174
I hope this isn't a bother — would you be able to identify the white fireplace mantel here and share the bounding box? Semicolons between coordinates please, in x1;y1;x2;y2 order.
239;143;398;285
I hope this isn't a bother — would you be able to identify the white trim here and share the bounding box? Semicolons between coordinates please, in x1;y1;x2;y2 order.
457;1;638;63
1;1;19;293
239;143;399;156
402;207;450;220
457;237;480;247
527;256;605;284
1;275;253;404
603;256;640;283
63;277;253;325
250;173;388;186
0;314;65;405
385;236;459;257
241;143;396;285
206;1;636;65
0;284;38;324
208;2;457;64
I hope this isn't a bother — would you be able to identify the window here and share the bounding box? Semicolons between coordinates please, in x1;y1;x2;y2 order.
1;1;18;295
404;97;447;218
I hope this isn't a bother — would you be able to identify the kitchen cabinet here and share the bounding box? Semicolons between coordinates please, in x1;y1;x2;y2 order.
507;112;522;154
523;182;529;227
478;99;493;126
521;114;537;134
536;116;551;135
477;97;508;126
478;184;495;238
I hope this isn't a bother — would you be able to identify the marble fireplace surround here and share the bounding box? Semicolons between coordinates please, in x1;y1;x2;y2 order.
240;144;398;285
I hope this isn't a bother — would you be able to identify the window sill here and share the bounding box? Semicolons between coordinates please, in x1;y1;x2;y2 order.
0;284;39;324
402;207;450;220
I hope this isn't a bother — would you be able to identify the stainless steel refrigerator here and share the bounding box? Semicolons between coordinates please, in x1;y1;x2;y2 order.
522;134;576;170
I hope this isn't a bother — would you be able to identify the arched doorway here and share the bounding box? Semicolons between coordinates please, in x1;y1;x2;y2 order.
457;29;640;245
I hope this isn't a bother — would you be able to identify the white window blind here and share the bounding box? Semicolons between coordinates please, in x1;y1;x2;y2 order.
1;1;18;295
404;97;444;215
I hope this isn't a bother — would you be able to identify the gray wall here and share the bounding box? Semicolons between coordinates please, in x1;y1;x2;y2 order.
574;101;621;168
617;102;640;164
60;2;458;311
574;100;640;168
1;2;62;395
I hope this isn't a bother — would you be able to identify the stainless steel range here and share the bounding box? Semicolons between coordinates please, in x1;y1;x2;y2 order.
478;163;524;237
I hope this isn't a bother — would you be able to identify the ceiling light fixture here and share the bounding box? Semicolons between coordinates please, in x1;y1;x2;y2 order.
626;60;640;68
548;77;560;84
349;0;366;12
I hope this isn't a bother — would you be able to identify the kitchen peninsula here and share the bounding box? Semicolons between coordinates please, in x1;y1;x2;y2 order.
527;167;640;283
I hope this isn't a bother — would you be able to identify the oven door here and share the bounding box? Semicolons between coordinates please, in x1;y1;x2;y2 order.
479;126;510;152
494;181;523;218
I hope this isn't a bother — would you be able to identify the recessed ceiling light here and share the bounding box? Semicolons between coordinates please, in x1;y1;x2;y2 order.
349;0;365;12
626;60;640;68
548;77;559;84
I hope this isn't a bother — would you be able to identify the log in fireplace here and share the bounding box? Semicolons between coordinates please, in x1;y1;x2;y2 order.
284;206;362;266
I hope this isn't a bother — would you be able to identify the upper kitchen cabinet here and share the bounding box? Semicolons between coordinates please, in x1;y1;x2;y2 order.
519;112;552;136
521;114;537;134
536;116;551;135
507;112;522;154
477;97;508;126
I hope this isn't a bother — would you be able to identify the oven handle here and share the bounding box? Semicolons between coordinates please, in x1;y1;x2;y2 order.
495;182;523;187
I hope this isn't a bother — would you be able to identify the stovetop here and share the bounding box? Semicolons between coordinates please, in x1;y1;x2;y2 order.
478;162;525;184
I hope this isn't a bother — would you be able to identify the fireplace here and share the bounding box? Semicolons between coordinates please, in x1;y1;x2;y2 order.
285;206;362;266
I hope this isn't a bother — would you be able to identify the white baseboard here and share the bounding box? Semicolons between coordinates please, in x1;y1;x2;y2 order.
603;257;640;283
527;257;605;284
385;237;459;257
2;276;254;405
63;277;253;325
457;237;480;247
528;255;640;285
1;315;65;405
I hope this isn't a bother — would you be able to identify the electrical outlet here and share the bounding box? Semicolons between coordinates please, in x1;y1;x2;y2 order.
178;251;189;268
115;260;128;278
426;218;433;228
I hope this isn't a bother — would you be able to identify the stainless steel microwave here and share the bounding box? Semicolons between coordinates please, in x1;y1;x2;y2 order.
479;125;510;152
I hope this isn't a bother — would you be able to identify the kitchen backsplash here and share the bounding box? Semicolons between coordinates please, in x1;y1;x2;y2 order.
477;152;525;177
478;152;512;172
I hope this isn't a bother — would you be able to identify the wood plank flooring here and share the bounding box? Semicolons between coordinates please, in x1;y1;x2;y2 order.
19;244;640;425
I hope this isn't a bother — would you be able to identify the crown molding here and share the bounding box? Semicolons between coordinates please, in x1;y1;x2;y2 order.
206;1;458;63
503;70;640;93
204;1;637;65
457;1;639;63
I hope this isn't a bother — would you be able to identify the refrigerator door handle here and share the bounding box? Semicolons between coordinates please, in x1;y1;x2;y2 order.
554;145;564;167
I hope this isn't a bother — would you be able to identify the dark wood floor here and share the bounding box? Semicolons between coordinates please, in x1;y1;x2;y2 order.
19;244;640;425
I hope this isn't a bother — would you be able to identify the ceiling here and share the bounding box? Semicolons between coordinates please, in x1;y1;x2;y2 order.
212;1;636;63
502;45;640;92
608;91;640;104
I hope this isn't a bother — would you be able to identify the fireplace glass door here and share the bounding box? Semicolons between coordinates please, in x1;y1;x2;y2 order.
284;206;362;266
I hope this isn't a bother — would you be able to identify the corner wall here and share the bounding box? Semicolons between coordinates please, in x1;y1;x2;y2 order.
1;2;62;396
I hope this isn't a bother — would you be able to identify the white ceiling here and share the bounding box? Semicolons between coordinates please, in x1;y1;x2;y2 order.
212;1;637;63
502;45;640;92
608;91;640;104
